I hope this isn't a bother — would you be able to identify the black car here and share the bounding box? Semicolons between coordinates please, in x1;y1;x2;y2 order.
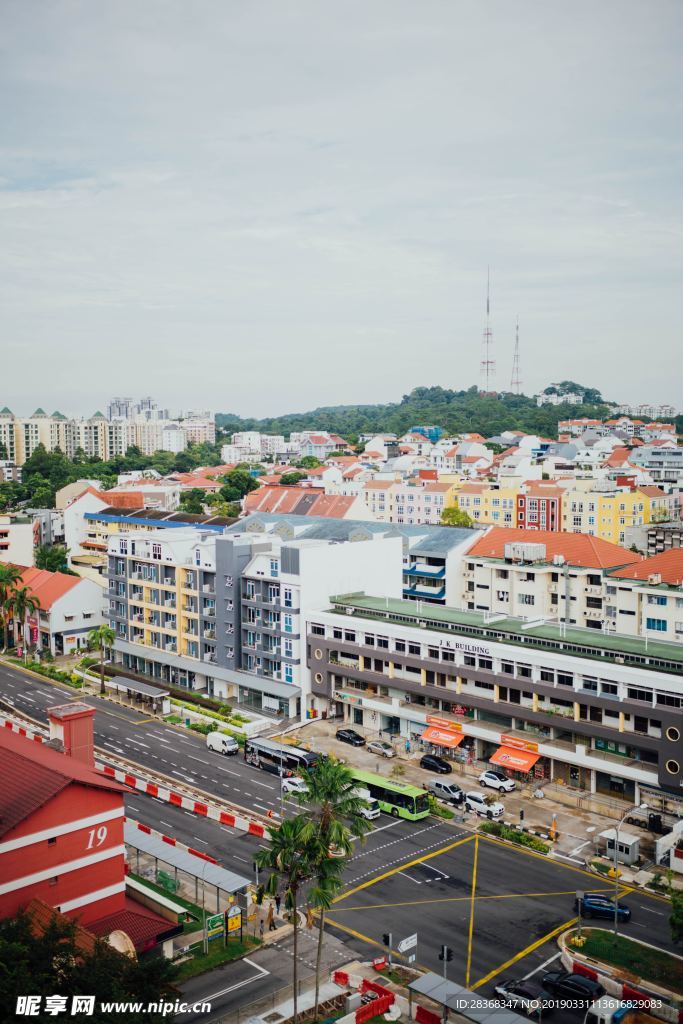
336;728;366;747
574;893;631;922
420;753;452;774
493;979;553;1018
541;971;604;1006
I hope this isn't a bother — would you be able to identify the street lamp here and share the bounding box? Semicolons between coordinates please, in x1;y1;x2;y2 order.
613;803;647;936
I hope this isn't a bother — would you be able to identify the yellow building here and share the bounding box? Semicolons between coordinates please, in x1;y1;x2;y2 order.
561;487;672;545
455;483;519;526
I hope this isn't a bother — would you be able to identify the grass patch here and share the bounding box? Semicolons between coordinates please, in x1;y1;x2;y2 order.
164;714;182;724
428;796;455;820
577;929;683;994
174;936;261;981
479;820;549;854
592;860;613;876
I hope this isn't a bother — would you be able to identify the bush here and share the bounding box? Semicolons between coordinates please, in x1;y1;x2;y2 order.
479;820;549;854
165;714;182;725
188;722;219;736
428;796;455;820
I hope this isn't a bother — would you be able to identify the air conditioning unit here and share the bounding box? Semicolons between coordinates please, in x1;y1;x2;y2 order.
648;573;662;585
504;542;547;564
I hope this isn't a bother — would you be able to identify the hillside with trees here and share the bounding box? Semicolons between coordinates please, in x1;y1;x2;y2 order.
217;384;614;441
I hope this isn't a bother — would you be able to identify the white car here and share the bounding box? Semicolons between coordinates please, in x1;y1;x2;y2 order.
281;777;308;795
479;769;516;793
465;791;504;818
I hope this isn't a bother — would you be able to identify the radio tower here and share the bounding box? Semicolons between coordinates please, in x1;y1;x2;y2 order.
511;317;522;394
479;267;496;394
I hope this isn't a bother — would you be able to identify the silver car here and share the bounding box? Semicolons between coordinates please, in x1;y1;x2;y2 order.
367;740;395;758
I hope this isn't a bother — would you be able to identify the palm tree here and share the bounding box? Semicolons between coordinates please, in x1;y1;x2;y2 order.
292;758;372;1017
255;816;322;1024
88;624;116;695
7;586;41;662
0;565;22;652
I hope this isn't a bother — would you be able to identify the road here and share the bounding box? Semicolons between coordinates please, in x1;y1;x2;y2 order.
1;663;677;1023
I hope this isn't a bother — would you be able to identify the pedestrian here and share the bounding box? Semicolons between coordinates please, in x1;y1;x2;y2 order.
267;904;276;931
405;738;411;754
275;893;282;915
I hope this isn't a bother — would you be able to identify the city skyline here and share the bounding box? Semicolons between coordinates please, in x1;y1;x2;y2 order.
1;2;681;414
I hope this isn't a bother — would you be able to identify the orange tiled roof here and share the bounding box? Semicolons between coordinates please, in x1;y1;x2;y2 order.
609;549;683;584
16;566;82;610
467;527;641;569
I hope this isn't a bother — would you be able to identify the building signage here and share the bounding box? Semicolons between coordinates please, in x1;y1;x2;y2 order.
333;690;363;705
426;716;462;732
442;638;491;657
501;733;539;753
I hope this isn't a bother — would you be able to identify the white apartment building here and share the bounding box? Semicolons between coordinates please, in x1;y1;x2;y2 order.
0;515;36;565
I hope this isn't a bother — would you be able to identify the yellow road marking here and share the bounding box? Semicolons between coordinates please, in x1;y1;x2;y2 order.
326;887;613;914
334;833;475;904
465;834;480;988
324;918;429;970
472;915;578;990
479;832;608;881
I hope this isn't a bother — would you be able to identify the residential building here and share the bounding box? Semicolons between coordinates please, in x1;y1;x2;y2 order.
647;523;683;556
0;514;37;565
14;566;104;655
606;550;683;643
0;461;21;482
516;482;564;530
456;483;520;527
108;523;401;717
459;528;638;628
306;593;683;803
243;485;371;519
629;444;683;485
561;486;676;545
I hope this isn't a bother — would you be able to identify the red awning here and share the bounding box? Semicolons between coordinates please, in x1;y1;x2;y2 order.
490;745;540;773
421;726;464;749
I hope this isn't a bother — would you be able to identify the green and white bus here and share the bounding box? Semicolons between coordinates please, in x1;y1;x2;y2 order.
349;768;430;821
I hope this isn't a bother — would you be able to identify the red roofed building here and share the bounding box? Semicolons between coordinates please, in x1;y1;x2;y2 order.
243;485;370;519
0;706;180;954
8;566;104;656
467;527;639;569
516;481;565;531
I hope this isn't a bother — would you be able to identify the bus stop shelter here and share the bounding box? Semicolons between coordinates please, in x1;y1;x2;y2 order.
106;675;171;715
409;973;528;1024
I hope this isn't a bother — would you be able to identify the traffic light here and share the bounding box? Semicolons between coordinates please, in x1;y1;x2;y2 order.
383;933;391;946
439;945;453;962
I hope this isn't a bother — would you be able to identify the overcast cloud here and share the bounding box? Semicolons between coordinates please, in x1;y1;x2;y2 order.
1;1;681;417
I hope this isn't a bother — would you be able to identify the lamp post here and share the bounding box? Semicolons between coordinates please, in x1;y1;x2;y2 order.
613;802;647;936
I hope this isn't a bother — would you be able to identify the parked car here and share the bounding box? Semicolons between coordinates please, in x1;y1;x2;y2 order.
281;777;309;795
206;732;239;756
336;728;366;747
420;753;452;774
464;791;504;818
493;978;553;1018
541;971;604;1006
574;893;631;922
426;779;464;805
367;740;395;758
479;769;516;792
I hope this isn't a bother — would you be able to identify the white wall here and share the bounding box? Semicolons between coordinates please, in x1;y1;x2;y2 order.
63;491;109;564
0;518;35;566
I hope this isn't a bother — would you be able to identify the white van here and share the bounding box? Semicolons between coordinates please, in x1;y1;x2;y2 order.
355;786;381;820
206;732;239;756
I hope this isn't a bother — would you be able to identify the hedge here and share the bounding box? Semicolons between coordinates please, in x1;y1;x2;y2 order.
479;820;549;854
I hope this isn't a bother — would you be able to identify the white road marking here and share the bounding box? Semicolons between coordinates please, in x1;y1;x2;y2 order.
109;725;119;731
155;736;171;745
187;959;268;1005
252;779;275;790
160;821;174;829
188;755;206;763
640;906;665;916
569;840;591;856
171;771;195;783
216;766;239;776
233;855;249;863
523;951;561;979
193;836;208;844
397;871;422;885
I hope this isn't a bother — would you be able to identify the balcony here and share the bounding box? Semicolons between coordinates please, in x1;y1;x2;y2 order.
165;641;177;653
404;565;446;580
164;598;176;608
203;629;216;640
202;584;215;595
203;653;217;664
403;585;446;601
162;577;175;587
203;608;216;619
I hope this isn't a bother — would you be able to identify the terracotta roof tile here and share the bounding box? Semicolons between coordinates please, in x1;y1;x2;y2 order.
609;549;683;584
467;527;641;569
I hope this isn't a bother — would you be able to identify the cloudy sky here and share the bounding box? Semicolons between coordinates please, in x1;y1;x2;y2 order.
1;1;681;417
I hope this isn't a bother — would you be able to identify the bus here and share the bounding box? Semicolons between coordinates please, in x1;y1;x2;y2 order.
349;768;430;821
244;737;322;778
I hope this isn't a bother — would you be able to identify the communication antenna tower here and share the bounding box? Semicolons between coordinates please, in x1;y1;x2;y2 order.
511;317;522;394
479;268;496;394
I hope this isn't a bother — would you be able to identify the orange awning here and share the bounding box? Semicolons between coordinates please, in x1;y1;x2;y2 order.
421;726;464;749
490;745;540;773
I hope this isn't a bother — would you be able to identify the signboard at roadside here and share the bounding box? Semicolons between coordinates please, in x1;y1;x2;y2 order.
227;905;242;933
398;933;417;953
206;912;224;942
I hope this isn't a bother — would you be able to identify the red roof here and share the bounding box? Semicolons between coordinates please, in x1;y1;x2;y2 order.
88;896;176;950
467;527;642;569
16;566;82;610
243;486;356;518
27;899;97;955
0;729;125;840
609;549;683;584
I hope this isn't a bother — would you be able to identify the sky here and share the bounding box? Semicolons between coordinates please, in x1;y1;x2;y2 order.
1;1;682;418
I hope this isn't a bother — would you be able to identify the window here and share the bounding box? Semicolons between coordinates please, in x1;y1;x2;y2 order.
311;623;324;636
627;687;652;703
364;634;375;646
408;643;421;656
478;657;492;670
395;640;405;653
284;614;293;633
517;594;535;606
540;669;554;683
464;654;476;667
501;660;514;675
284;639;293;658
152;543;162;561
648;595;667;606
270;558;279;577
47;837;57;846
344;630;356;642
377;636;389;649
557;672;573;687
646;618;667;632
284;664;293;683
333;628;343;640
283;588;293;608
119;539;128;554
49;876;58;887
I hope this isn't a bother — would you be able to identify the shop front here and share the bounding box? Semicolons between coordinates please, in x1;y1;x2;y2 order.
419;716;473;763
485;734;550;782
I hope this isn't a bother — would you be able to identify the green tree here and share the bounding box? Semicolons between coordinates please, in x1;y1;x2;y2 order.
178;488;207;514
6;586;40;660
88;624;116;696
255;817;322;1024
293;759;371;1017
294;456;322;469
0;909;178;1022
0;481;24;511
205;494;241;518
35;544;71;573
670;881;683;944
441;505;474;527
0;565;22;652
279;472;307;486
